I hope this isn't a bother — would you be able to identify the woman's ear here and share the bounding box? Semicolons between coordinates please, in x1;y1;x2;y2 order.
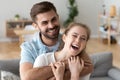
62;34;66;42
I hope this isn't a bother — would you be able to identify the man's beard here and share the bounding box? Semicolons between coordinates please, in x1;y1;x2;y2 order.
41;25;60;40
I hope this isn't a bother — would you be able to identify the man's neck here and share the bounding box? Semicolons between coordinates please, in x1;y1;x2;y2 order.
40;34;58;46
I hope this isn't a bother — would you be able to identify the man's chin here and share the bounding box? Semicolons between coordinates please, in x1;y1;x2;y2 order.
50;36;58;40
49;33;59;38
47;35;59;40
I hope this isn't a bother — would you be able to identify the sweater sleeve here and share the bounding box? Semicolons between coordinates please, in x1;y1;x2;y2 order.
79;52;94;77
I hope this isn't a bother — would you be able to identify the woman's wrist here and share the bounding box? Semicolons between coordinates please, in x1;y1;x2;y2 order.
71;74;80;80
56;77;63;80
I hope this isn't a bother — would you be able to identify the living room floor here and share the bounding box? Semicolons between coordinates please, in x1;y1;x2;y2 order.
0;38;120;69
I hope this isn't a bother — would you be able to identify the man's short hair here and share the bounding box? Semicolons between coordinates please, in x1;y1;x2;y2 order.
30;1;57;23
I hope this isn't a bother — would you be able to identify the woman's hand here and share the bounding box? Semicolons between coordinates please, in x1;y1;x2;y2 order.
50;62;65;80
68;56;84;80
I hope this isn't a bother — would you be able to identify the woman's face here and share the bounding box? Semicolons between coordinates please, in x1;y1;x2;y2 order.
63;26;88;57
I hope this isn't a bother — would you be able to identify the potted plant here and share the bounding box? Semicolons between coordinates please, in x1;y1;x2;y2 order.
64;0;78;27
14;14;20;20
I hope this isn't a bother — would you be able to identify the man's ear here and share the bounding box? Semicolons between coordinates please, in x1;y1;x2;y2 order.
32;23;38;29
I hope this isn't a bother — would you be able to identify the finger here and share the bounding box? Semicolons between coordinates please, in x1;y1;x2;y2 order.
60;62;65;67
68;58;70;64
71;56;73;61
61;62;65;68
62;62;65;66
50;62;53;66
72;56;76;62
74;56;76;61
80;59;84;67
76;56;80;62
51;63;55;72
54;62;63;68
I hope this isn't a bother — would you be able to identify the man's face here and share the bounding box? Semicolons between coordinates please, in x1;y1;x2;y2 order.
35;10;60;40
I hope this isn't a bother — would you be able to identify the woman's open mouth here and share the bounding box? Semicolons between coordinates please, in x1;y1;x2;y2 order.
71;44;79;51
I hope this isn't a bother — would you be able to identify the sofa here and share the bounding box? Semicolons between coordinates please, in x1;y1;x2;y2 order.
90;52;120;80
0;52;120;80
0;59;20;80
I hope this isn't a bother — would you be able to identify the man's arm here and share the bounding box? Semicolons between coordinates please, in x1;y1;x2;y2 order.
20;62;53;80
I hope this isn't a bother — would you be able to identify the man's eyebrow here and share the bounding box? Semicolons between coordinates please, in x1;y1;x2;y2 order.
51;16;57;20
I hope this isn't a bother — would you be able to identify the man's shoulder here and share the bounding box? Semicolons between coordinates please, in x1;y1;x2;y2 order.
20;40;38;50
21;41;32;48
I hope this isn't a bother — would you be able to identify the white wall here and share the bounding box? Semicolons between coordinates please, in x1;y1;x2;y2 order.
104;0;120;16
0;0;68;39
0;0;106;41
75;0;104;37
0;0;35;38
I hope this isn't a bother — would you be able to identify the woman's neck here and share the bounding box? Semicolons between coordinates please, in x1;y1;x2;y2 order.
55;49;70;62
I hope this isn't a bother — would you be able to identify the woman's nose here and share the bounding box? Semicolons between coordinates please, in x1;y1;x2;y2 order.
75;38;81;43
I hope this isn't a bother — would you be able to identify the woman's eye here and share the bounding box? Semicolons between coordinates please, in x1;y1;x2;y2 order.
80;37;87;41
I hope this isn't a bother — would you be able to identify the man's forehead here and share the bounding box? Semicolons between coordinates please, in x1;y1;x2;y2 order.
37;13;57;22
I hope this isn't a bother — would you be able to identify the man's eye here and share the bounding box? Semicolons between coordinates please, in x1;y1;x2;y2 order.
51;17;57;23
42;21;48;25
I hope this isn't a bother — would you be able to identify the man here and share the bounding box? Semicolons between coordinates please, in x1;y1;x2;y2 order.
20;1;93;80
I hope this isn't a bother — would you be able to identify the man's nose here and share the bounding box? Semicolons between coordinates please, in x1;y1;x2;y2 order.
48;22;54;28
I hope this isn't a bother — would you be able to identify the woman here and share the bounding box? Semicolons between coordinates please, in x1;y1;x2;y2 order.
34;22;91;80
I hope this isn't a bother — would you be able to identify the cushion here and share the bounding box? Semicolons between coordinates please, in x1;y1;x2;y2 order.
90;52;112;77
0;59;20;79
108;67;120;80
90;77;113;80
1;70;20;80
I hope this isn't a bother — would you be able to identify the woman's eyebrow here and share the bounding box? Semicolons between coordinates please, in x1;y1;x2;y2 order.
73;32;87;37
